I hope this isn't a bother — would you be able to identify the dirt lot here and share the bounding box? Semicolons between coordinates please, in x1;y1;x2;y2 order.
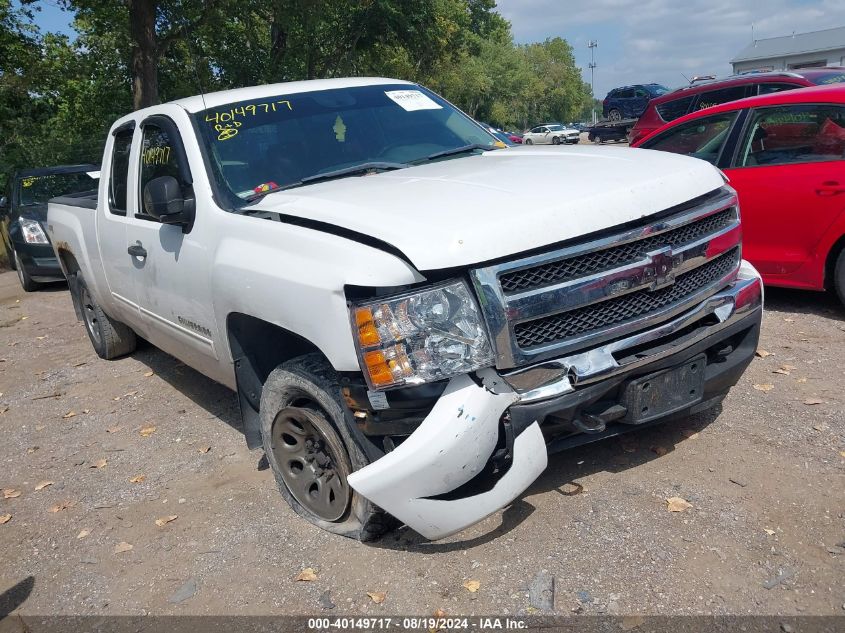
0;270;843;618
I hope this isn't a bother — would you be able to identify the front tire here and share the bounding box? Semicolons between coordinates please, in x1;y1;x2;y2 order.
14;251;41;292
552;136;561;145
75;275;136;359
834;248;845;306
260;353;394;541
524;138;533;145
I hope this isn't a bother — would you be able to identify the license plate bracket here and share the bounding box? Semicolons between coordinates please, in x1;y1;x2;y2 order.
622;354;706;424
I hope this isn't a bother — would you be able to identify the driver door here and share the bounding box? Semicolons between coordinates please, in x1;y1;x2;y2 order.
125;115;225;380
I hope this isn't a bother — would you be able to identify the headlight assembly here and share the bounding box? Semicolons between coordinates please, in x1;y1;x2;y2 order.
351;280;494;390
18;217;49;245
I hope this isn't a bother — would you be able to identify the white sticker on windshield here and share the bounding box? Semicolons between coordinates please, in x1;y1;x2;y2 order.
385;90;442;112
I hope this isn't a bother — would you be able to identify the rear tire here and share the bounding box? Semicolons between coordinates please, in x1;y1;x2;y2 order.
75;275;137;359
608;109;622;122
552;136;561;145
260;353;395;541
834;248;845;306
14;251;41;292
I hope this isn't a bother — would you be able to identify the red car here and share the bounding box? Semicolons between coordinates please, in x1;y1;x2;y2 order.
628;68;845;146
632;84;845;303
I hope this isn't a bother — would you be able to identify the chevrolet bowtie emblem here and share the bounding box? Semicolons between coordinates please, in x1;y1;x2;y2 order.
644;247;681;290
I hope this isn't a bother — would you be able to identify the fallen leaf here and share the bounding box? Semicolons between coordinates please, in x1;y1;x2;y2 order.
143;371;154;377
666;497;693;512
296;567;318;582
123;390;138;397
198;446;211;454
106;426;121;433
20;316;28;320
462;580;480;593
366;591;386;603
48;500;74;513
753;384;774;392
813;423;829;432
783;317;794;323
3;488;21;499
0;514;11;524
34;480;53;491
764;528;775;536
73;361;87;367
35;336;46;340
35;424;45;431
433;608;448;618
77;529;90;539
804;398;824;405
114;541;133;554
139;425;156;437
62;411;77;419
797;378;807;383
772;368;790;375
780;364;797;371
651;445;669;456
755;349;772;358
90;458;108;469
129;475;146;483
840;451;845;458
155;514;178;527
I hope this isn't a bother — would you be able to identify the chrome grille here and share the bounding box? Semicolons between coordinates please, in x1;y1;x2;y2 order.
514;247;740;348
469;187;742;368
500;208;736;293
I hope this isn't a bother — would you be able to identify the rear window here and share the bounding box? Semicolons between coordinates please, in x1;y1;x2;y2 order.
808;71;845;86
656;95;695;122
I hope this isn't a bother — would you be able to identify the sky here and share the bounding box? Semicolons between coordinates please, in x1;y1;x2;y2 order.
496;0;845;97
22;0;845;99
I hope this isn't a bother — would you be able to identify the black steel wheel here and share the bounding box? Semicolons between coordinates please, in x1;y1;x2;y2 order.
73;274;136;359
260;353;396;540
271;403;352;521
14;251;40;292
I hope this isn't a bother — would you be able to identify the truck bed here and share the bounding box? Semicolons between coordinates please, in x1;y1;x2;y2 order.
49;189;98;210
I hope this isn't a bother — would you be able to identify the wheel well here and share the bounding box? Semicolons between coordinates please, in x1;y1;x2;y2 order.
824;234;845;292
56;249;84;321
226;313;326;448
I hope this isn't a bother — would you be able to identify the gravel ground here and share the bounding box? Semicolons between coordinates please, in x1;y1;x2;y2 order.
0;271;842;617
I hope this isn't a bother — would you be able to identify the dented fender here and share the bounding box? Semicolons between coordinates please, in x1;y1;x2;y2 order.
347;370;548;540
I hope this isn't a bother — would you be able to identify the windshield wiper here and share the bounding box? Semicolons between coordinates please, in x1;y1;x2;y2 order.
244;162;409;204
424;143;496;161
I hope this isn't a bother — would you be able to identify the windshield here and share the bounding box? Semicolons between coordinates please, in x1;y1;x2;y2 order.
16;172;98;206
193;84;499;206
809;71;845;86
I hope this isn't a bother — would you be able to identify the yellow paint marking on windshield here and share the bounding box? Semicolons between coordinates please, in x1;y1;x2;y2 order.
206;100;293;141
333;115;346;142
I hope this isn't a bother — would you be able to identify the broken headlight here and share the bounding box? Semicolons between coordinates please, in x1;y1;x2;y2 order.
351;280;494;390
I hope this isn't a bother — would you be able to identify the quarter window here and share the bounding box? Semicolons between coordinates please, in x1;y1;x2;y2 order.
736;104;845;167
695;86;748;111
642;112;738;165
109;128;133;215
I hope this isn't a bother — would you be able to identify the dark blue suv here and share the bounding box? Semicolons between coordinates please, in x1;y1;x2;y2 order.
602;83;669;121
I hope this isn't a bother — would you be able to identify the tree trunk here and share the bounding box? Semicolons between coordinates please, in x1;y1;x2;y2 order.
129;0;159;110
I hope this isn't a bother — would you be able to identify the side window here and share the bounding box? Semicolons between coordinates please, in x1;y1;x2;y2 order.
696;86;748;111
617;88;634;99
642;112;738;165
635;88;649;98
109;128;133;215
757;82;800;95
736;105;845;168
138;124;183;218
656;95;695;122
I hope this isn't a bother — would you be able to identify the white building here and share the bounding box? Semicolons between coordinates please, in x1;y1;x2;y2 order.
731;26;845;74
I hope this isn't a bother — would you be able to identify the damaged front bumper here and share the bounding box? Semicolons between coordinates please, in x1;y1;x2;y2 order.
348;262;763;541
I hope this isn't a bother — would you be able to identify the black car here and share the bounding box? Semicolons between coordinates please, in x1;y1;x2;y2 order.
0;164;99;291
602;83;669;121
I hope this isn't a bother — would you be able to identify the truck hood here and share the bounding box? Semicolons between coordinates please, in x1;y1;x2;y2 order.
252;146;725;271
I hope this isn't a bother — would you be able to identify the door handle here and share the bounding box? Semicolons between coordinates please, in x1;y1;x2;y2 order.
127;243;147;258
816;181;845;197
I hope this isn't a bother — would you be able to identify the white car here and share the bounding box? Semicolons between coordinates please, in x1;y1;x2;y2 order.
48;77;762;541
523;123;580;145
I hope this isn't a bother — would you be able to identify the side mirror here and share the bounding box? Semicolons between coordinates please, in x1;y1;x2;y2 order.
143;176;194;230
0;196;7;215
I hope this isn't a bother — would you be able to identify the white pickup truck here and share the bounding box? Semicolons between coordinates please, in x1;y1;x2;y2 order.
48;78;763;541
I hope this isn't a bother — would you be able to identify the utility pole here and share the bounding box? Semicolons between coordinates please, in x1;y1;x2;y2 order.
588;40;598;123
